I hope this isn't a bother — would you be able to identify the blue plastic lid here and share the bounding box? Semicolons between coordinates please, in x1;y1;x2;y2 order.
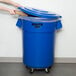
18;7;62;19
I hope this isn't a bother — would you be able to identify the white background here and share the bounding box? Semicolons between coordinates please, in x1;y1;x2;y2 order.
0;0;76;58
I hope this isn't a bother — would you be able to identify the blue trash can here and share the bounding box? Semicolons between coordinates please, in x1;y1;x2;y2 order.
16;7;62;73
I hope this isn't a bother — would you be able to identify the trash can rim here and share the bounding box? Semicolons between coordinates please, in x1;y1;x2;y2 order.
19;16;61;23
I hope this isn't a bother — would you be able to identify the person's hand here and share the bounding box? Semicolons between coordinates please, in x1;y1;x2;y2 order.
8;9;15;15
14;10;28;16
8;9;28;16
0;6;16;15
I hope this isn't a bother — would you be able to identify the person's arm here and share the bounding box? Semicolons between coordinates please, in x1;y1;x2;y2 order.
0;0;28;16
0;6;28;16
0;0;21;7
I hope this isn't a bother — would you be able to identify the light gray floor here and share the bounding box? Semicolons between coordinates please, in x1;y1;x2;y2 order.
0;63;76;76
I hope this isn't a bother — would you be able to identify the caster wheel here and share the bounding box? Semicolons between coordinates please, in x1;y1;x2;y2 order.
29;68;34;73
45;68;50;73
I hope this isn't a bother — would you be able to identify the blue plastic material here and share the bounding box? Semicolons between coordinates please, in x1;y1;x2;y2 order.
16;17;62;30
16;19;22;28
23;32;55;68
18;7;62;18
16;7;62;69
22;20;56;68
56;20;62;30
22;20;58;32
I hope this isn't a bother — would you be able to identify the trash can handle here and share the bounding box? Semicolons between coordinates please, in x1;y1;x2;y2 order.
32;23;43;28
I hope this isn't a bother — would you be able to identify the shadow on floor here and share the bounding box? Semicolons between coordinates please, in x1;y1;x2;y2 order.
0;63;76;76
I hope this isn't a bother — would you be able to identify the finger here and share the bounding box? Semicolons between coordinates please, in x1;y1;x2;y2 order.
14;10;28;16
9;11;16;15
